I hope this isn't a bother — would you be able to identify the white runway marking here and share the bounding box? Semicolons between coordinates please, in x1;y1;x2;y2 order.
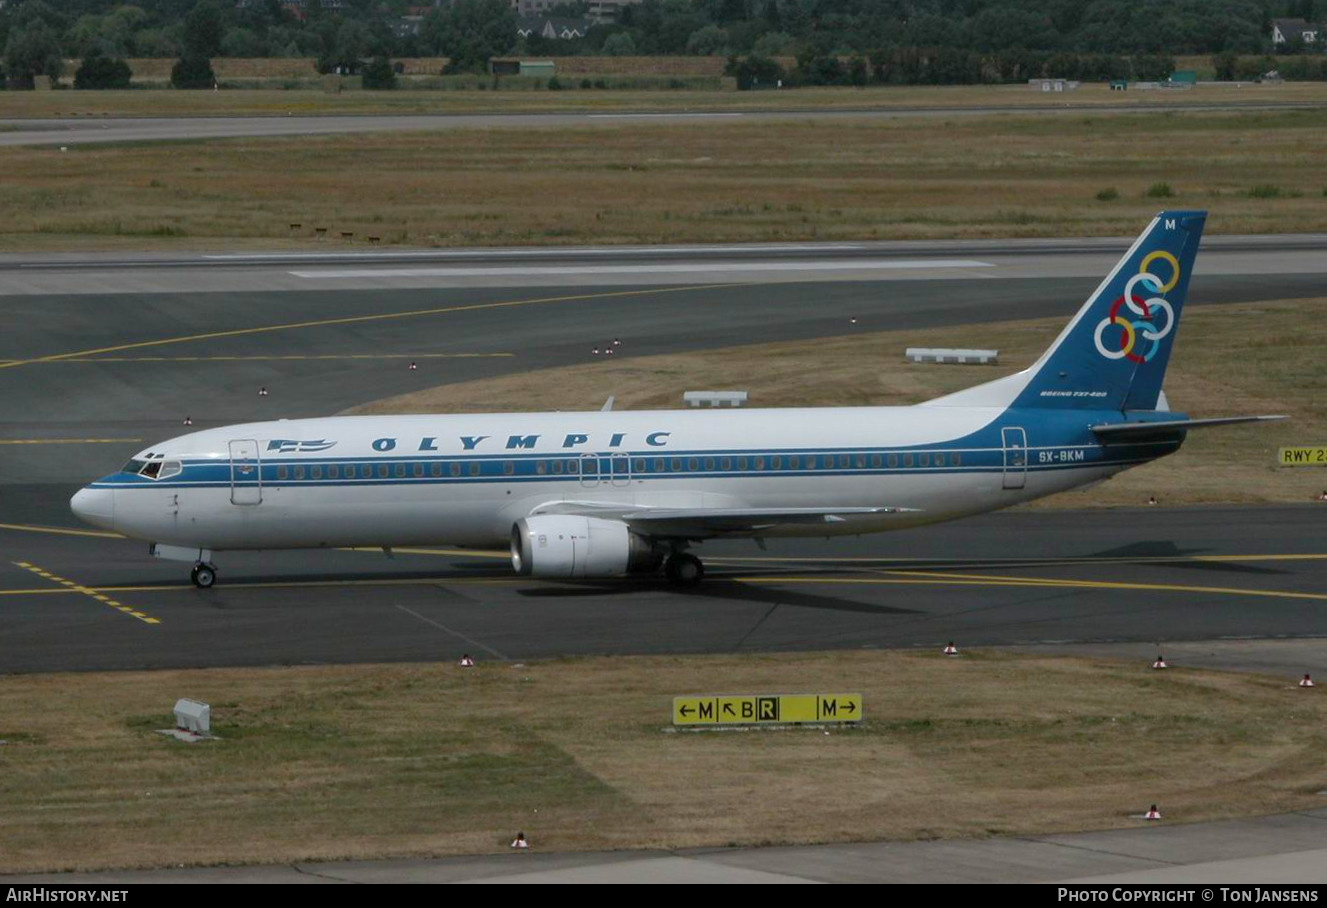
207;243;864;262
588;112;746;119
290;259;994;279
395;604;508;661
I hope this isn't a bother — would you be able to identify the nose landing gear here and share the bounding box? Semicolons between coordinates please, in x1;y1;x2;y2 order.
190;562;218;589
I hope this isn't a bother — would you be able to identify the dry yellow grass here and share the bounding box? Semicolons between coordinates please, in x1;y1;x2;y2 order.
2;106;1327;252
1;106;1325;252
347;297;1327;507
1;650;1323;873
110;55;733;80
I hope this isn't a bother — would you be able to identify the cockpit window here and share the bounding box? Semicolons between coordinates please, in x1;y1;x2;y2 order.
122;458;176;479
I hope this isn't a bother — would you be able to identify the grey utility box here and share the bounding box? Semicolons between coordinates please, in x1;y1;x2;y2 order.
174;698;211;734
683;390;748;408
906;348;999;365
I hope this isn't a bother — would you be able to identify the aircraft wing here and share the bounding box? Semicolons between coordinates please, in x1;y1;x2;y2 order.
531;501;917;536
1090;415;1286;443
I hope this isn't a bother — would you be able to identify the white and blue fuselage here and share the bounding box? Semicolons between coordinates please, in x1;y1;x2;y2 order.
70;211;1276;587
74;404;1159;551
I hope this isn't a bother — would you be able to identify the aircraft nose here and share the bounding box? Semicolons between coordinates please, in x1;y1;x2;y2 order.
70;486;115;530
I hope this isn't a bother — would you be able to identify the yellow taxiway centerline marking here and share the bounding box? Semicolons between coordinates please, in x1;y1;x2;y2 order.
0;438;143;445
875;568;1327;603
4;566;1324;603
0;522;124;539
53;353;514;363
10;561;161;624
0;283;746;369
737;572;1327;604
712;552;1327;567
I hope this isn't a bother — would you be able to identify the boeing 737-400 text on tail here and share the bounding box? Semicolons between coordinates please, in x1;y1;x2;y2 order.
71;212;1283;588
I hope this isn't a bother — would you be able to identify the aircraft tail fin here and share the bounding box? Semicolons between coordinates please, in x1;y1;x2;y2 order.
925;211;1205;411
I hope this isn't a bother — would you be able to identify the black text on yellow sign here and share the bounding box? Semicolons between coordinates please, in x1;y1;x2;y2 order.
672;693;863;726
1279;447;1327;467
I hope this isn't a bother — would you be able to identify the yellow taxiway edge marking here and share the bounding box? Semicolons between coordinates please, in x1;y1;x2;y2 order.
712;552;1327;567
76;576;525;594
879;568;1327;603
55;353;514;363
736;572;1327;604
0;588;82;596
0;438;143;445
0;283;746;369
10;561;161;625
0;522;124;539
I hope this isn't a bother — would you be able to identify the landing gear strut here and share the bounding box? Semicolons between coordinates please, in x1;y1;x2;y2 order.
190;562;218;589
664;552;704;586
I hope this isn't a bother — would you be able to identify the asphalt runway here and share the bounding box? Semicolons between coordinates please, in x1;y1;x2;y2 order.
1;239;1324;673
2;100;1325;147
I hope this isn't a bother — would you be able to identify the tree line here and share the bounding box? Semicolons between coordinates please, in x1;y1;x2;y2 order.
2;0;1323;89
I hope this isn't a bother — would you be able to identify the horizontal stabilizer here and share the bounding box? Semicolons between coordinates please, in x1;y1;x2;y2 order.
1091;415;1286;442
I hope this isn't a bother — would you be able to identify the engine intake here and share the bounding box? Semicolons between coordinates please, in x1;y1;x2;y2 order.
511;515;663;578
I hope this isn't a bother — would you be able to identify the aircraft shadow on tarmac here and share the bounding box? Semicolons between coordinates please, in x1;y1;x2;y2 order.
1086;541;1290;576
517;576;925;615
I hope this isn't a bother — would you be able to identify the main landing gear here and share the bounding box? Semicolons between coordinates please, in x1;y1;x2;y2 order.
664;552;704;587
190;562;218;589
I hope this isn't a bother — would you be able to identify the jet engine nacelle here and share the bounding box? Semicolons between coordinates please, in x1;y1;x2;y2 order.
511;515;663;578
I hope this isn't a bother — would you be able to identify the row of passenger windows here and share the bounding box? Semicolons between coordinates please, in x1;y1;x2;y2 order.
268;452;963;481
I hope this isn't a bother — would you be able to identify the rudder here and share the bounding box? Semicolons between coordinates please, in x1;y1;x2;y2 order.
1010;210;1205;411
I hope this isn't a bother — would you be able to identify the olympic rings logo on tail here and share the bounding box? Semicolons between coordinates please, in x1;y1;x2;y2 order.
1092;249;1180;364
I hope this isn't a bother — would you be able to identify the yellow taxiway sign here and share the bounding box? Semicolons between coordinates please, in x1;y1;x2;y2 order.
673;693;862;726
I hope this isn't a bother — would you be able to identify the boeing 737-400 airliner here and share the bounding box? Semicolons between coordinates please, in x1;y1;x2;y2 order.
71;211;1281;588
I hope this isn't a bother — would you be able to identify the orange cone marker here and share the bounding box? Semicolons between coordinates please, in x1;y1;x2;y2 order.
459;654;475;668
1152;655;1168;670
511;832;529;849
1300;674;1315;688
943;641;958;656
1145;804;1162;820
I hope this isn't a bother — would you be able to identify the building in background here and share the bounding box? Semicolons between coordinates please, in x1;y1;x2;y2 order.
1271;18;1321;46
508;0;640;25
516;17;591;40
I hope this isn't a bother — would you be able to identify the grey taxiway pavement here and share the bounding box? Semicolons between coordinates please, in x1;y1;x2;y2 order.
1;237;1325;674
3;101;1326;147
9;806;1327;882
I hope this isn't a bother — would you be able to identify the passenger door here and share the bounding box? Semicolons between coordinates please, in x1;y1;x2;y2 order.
229;439;263;505
1001;427;1027;490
